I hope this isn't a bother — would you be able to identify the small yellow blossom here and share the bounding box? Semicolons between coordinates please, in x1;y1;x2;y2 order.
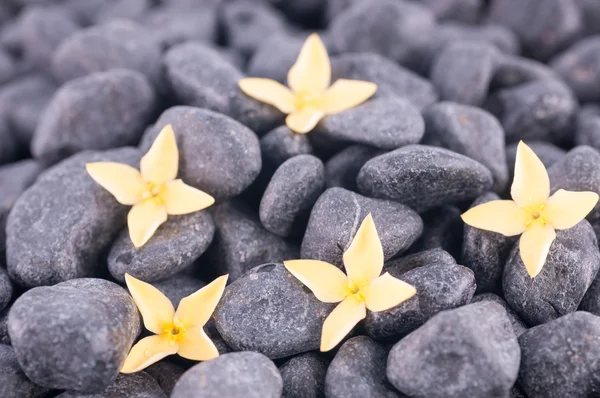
239;33;377;134
284;214;416;351
462;141;599;278
121;274;228;373
86;125;215;248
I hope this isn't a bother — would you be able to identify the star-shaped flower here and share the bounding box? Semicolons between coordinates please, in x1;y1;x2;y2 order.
462;141;599;278
86;124;215;248
239;33;377;134
284;214;416;351
121;273;228;373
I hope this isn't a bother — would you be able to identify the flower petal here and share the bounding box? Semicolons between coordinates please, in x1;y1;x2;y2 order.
320;79;377;115
320;295;366;352
285;107;325;133
288;33;330;94
519;223;556;278
86;162;144;205
363;273;417;312
177;327;219;361
511;141;550;207
175;275;228;328
141;124;179;185
238;78;295;113
128;199;168;248
121;334;178;373
283;260;348;303
342;214;384;286
161;179;215;215
546;189;599;230
460;200;527;236
125;274;175;334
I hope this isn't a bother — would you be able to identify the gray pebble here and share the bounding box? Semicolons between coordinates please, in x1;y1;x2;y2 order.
471;293;528;337
280;353;328;398
324;145;383;192
420;0;483;23
383;248;457;275
325;336;399;398
492;53;558;88
57;372;166;398
6;148;141;287
0;119;20;165
551;36;600;102
60;0;105;25
94;0;150;24
301;187;422;267
358;145;493;213
260;155;325;237
172;351;282;398
247;34;305;84
576;104;600;150
32;70;155;164
260;126;313;168
387;301;520;398
0;308;9;345
518;311;600;398
506;141;566;179
578;0;600;36
214;263;333;358
0;344;53;398
8;278;141;392
365;262;475;342
503;220;600;326
415;205;464;258
139;106;261;202
152;274;206;307
145;362;186;397
0;267;12;313
0;48;18;87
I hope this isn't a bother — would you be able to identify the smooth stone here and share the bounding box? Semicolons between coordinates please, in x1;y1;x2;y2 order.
260;126;313;168
152;274;206;307
32;70;155;164
213;263;333;359
471;293;528;337
0;344;53;398
578;0;600;36
0;119;20;165
387;301;520;398
94;0;151;23
280;353;328;398
423;102;508;192
56;372;166;398
580;271;600;316
518;312;600;398
551;37;600;103
415;205;463;258
0;48;18;87
462;193;514;293
108;211;215;282
0;267;12;313
506;141;566;178
172;352;282;398
139;106;261;201
0;308;9;345
325;336;399;398
206;202;299;281
301;187;422;267
145;362;186;397
420;0;483;23
576;105;600;150
8;278;141;392
492;53;558;88
503;220;600;326
365;262;476;342
260;154;325;237
358;145;493;213
324;145;383;192
6;148;141;287
247;34;305;84
318;97;424;150
60;0;105;25
383;248;457;275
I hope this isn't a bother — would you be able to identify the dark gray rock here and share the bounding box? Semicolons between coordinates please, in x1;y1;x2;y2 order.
416;205;464;258
462;193;515;293
0;119;20;165
365;262;475;342
32;70;155;164
504;220;600;326
51;20;162;86
172;352;282;398
280;353;328;398
580;272;600;316
247;34;305;85
145;362;186;397
325;145;383;192
139;106;261;202
6;148;141;287
0;344;53;398
576;104;600;150
577;0;600;36
325;336;399;398
492;53;558;88
318;97;424;150
0;268;12;313
301;187;422;267
551;37;600;103
383;248;457;275
358;145;493;213
387;301;520;398
0;308;9;345
214;263;333;359
206;202;298;281
0;48;18;87
420;0;483;23
260;126;313;168
506;141;566;179
152;274;206;307
8;278;141;392
94;0;151;23
518;312;600;398
60;0;105;25
260;155;325;237
56;372;166;398
471;293;528;337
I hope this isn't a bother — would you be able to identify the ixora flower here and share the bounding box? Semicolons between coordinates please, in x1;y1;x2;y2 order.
121;273;228;373
462;141;599;278
238;33;377;134
86;124;215;248
284;214;416;351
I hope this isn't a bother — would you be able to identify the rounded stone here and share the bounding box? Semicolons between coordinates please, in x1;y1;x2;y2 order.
260;126;313;168
0;344;53;398
324;145;383;192
416;205;464;258
145;362;186;397
471;293;528;337
279;353;328;398
383;248;457;275
152;274;206;308
551;37;600;103
0;267;12;313
576;105;600;151
247;33;305;85
506;141;566;178
56;372;166;398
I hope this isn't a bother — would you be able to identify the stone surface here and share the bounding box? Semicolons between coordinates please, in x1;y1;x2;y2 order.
213;263;333;359
142;6;216;50
94;0;151;23
247;33;305;84
56;372;166;398
551;37;600;103
324;145;383;192
152;274;206;307
301;188;422;268
8;278;141;392
145;362;186;397
260;126;313;168
506;141;566;178
358;145;493;213
388;302;521;398
493;53;558;88
416;205;464;258
576;105;600;150
383;248;457;275
471;293;528;337
280;353;328;398
0;119;20;165
171;352;282;398
0;344;53;398
0;308;9;345
0;267;12;313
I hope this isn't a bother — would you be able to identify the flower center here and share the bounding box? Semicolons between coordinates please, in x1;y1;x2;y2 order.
162;319;186;345
525;204;547;227
295;91;322;109
141;182;165;204
346;280;367;301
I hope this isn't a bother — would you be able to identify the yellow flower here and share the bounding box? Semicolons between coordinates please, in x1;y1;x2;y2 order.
462;141;599;278
86;124;215;248
121;273;228;373
239;33;377;134
284;214;416;351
